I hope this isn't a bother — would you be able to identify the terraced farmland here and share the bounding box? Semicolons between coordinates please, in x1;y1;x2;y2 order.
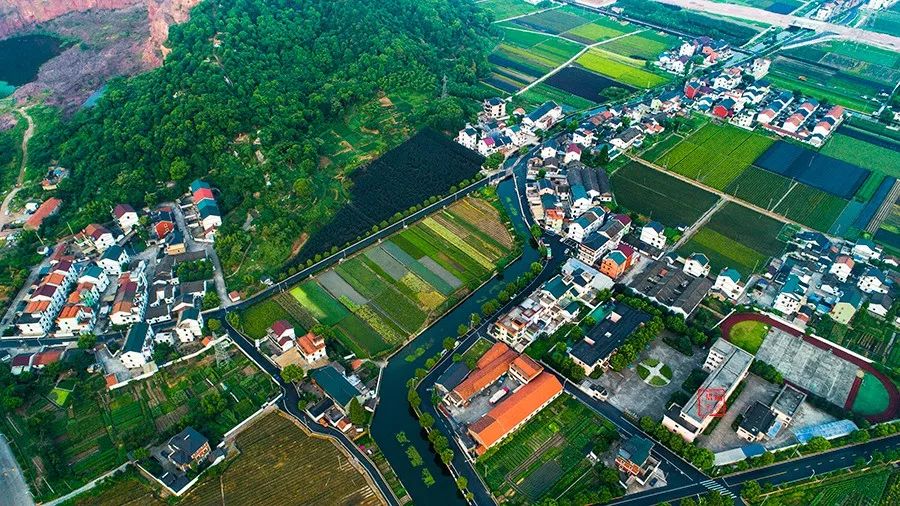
242;196;517;358
654;123;773;190
182;413;384;506
611;161;719;228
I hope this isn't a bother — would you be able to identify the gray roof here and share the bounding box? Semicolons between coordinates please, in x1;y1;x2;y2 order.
167;427;209;466
124;323;150;353
739;401;777;436
628;260;713;316
566;163;611;195
435;361;469;392
569;303;651;367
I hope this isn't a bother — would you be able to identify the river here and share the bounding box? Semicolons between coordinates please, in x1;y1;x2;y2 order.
370;158;566;505
0;34;65;95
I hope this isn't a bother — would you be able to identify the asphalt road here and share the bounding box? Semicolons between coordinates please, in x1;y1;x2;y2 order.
0;434;33;506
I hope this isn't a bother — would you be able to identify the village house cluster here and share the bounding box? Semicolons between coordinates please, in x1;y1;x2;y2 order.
456;98;563;157
750;231;897;326
656;36;733;75
305;362;378;434
682;58;846;147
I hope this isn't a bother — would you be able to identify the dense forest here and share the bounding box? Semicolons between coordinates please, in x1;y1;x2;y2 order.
28;0;496;290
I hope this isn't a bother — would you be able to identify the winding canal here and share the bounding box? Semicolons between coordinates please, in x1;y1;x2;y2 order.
370;158;566;505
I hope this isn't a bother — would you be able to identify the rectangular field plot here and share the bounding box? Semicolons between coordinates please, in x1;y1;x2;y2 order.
655;123;773;190
611;161;719;228
561;16;638;44
507;6;600;34
518;82;598;111
245;196;516;358
821;127;900;179
597;29;678;61
575;48;671;88
753;141;870;200
679;202;787;276
485;35;585;92
767;55;885;113
544;66;635;103
476;396;619;503
182;413;384;506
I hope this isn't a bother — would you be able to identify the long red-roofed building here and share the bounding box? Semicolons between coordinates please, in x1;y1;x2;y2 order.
447;342;518;407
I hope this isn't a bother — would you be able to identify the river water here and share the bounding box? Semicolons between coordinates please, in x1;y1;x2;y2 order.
370;175;540;505
0;34;64;95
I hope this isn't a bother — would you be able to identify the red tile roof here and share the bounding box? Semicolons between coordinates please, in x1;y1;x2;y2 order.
25;198;62;231
451;342;518;404
468;373;563;452
297;332;325;356
113;204;136;218
510;355;543;382
193;188;214;203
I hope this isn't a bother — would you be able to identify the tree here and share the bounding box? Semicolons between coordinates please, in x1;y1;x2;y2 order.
280;364;305;383
443;337;456;351
203;291;221;310
456;476;468;491
77;333;97;350
741;480;762;502
419;411;435;429
457;324;468;337
152;342;175;363
348;397;369;426
483;152;504;170
806;436;831;453
201;391;226;417
207;318;222;334
439;448;454;464
470;313;481;327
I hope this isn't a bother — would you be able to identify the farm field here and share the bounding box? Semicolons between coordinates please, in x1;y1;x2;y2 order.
517;82;597;111
598;29;679;61
614;0;761;45
654;123;774;190
753;141;869;200
821;127;900;179
876;204;900;254
485;29;585;92
300;129;484;261
476;395;619;503
748;465;895;506
182;412;383;506
864;3;900;36
724;167;848;232
62;469;166;506
479;0;544;20
241;196;517;358
505;4;606;34
561;15;638;44
576;48;671;88
543;66;635;103
769;41;900;113
3;345;277;502
611;161;719;228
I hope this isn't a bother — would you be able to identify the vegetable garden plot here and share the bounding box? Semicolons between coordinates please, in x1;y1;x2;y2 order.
290;280;349;326
611;161;718;228
364;244;409;280
544;66;635;103
598;30;678;61
753;141;870;200
575;49;670;88
318;269;368;305
509;9;595;34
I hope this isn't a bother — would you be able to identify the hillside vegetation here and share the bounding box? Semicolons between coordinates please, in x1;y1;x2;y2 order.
27;0;495;289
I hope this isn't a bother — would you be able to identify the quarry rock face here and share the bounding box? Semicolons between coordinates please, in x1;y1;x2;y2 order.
0;0;200;63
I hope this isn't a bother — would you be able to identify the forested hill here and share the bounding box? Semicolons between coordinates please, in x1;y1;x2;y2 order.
39;0;494;288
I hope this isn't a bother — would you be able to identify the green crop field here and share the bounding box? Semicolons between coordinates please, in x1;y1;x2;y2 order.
680;228;769;278
612;161;719;228
865;5;900;36
480;0;543;20
724;167;846;232
477;396;619;503
598;30;678;60
486;34;584;92
821;131;900;178
562;16;638;43
243;196;517;358
655;123;774;190
576;48;670;88
518;82;597;111
3;345;276;502
752;465;895;506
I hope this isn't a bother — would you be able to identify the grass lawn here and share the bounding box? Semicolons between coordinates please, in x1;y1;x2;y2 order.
611;161;719;228
48;387;71;407
598;29;678;60
728;320;769;354
637;359;672;386
851;372;891;417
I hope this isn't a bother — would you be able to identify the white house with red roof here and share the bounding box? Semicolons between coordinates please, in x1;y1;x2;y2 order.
113;204;139;233
267;320;296;353
297;331;328;362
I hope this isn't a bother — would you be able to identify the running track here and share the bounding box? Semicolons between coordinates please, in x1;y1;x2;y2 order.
719;312;899;423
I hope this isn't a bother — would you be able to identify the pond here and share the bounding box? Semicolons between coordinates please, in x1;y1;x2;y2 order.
0;34;65;90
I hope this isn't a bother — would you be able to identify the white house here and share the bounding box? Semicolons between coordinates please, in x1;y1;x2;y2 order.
121;322;154;369
858;267;889;294
175;306;204;343
456;125;478;150
297;331;328;362
78;264;110;293
99;245;130;276
868;294;893;318
566;209;603;243
713;268;743;301
683;253;710;278
82;224;116;253
267;320;296;353
852;240;881;262
639;221;666;249
483;97;507;119
828;255;855;283
773;274;805;315
113;204;139;233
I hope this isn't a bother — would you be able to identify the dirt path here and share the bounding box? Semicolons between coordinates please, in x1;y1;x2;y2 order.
0;107;35;228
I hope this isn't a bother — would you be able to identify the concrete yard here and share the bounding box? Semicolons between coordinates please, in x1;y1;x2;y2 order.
600;339;705;420
699;374;780;453
755;329;859;407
